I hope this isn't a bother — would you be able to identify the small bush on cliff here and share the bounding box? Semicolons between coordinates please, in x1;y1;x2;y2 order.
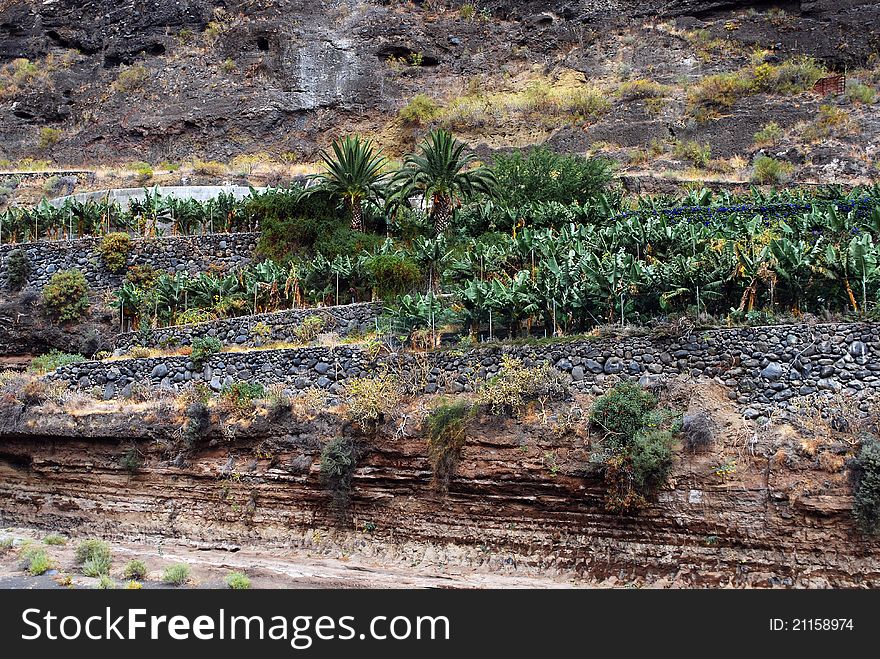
320;436;357;499
590;382;677;513
191;336;222;366
120;446;143;473
851;435;880;535
293;315;327;343
182;401;211;447
425;400;474;491
477;356;569;417
226;571;251;589
6;248;29;290
43;534;67;546
98;232;132;273
162;563;191;586
589;381;656;448
42;269;90;322
343;374;402;430
28;350;84;374
220;381;265;415
123;559;148;580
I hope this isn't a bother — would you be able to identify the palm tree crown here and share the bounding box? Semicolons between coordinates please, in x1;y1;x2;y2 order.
313;135;388;232
392;129;496;234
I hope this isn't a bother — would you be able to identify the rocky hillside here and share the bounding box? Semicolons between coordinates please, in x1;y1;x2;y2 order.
1;0;879;183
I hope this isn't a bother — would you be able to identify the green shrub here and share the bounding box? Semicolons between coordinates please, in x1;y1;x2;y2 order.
846;81;876;104
129;161;154;182
851;436;880;534
618;78;671;101
753;121;783;146
425;400;473;490
399;93;442;125
752;155;793;184
120;446;143;473
75;538;111;565
43;534;67;546
42;269;90;321
5;248;29;290
82;555;112;577
672;140;712;168
226;571;251;589
630;429;675;491
343;374;401;429
220;381;265;413
320;436;357;496
97;575;116;589
162;563;191;586
293;314;327;343
38;126;62;149
365;254;422;299
98;232;132;273
0;537;13;552
478;356;569;416
19;545;52;575
114;65;149;92
491;147;612;207
589;381;657;448
122;559;148;580
191;336;222;366
28;350;84;374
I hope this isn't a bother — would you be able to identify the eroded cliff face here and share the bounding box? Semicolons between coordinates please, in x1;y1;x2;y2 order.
0;381;877;587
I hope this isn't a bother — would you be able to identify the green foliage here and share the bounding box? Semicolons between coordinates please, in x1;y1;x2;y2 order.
129;161;154;182
5;248;29;290
20;546;52;575
618;78;671;100
220;381;265;413
82;555;112;577
114;64;149;92
97;575;116;589
38;126;62;149
365;253;422;298
590;381;658;448
399;93;442;125
43;534;67;546
846;81;876;105
320;436;357;495
226;571;251;589
162;563;191;586
425;400;473;490
42;269;90;322
629;429;675;491
123;559;148;580
191;336;222;366
251;188;343;262
477;356;569;416
672;140;712;168
752;155;793;184
75;538;111;566
491;146;612;207
99;232;133;273
754;121;783;146
120;446;143;473
851;436;880;535
293;314;327;343
28;350;83;374
343;374;401;429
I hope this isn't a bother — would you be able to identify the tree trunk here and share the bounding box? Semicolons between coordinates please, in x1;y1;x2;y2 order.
347;198;363;232
431;195;452;234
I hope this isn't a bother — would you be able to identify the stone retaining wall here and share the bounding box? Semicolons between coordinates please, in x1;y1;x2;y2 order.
113;302;384;350
0;232;258;292
52;322;879;417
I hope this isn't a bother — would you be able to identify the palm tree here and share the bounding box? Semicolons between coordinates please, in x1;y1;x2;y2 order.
392;129;495;234
313;135;388;232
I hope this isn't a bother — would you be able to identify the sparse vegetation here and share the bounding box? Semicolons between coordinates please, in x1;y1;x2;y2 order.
477;356;568;416
400;94;442;125
320;436;357;497
425;400;473;490
753;121;783;146
19;545;52;576
220;381;266;414
123;559;148;580
43;534;67;546
846;81;876;105
293;315;327;343
752;155;793;184
162;563;191;586
114;65;149;93
672;140;712;168
618;78;671;101
343;374;401;429
6;248;30;291
28;350;84;374
191;336;222;366
42;270;90;322
851;436;880;535
226;571;251;589
38;127;62;149
76;538;112;576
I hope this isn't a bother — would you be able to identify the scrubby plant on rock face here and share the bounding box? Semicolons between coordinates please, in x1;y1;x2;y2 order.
42;269;90;322
343;374;401;430
293;314;327;343
28;350;84;374
681;411;713;453
425;400;474;491
320;436;357;505
191;336;222;366
850;435;880;535
5;248;29;290
76;538;112;577
98;232;132;273
162;563;190;586
590;382;677;513
123;559;148;580
220;381;265;415
226;571;251;589
476;356;569;417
